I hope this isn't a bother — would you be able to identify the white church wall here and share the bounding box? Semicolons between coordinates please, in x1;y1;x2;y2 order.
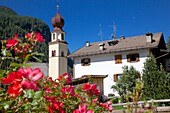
49;41;68;79
49;58;59;79
74;48;149;96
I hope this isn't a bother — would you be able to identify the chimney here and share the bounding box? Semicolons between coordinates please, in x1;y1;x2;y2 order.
86;41;90;47
120;36;125;40
146;32;153;43
98;43;105;50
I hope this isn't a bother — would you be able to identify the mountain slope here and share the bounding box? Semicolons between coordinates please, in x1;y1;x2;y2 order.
0;6;50;62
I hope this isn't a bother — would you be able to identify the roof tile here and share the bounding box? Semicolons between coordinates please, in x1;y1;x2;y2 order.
68;32;163;57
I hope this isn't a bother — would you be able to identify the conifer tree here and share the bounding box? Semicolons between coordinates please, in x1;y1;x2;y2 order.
112;66;140;102
142;54;170;100
166;36;170;51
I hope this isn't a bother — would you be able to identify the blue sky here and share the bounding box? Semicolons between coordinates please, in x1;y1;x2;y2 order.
1;0;170;52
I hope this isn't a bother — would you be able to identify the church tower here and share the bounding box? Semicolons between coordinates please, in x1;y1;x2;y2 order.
49;6;68;79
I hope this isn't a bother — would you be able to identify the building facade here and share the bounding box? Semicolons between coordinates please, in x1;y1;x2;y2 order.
69;32;167;96
48;7;168;97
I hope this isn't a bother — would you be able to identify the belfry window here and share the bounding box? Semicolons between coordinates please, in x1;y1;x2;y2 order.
52;50;56;57
61;51;64;57
53;34;55;40
61;34;64;40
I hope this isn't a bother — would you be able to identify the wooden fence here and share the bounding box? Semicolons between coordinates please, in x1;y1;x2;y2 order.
112;99;170;107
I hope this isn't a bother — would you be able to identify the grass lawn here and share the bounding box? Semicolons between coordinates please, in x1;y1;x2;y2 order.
113;106;127;110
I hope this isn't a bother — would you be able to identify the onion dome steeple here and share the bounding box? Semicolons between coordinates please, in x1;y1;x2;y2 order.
52;5;64;31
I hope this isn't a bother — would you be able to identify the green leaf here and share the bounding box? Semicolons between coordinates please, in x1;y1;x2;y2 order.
31;100;38;106
34;91;43;99
26;90;35;98
2;49;6;56
4;104;9;110
0;69;5;78
23;54;31;64
23;103;29;110
3;50;12;56
10;62;22;67
14;38;22;42
32;56;42;63
31;52;44;56
22;63;32;68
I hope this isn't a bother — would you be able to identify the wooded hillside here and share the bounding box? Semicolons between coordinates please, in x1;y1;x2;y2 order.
0;6;50;62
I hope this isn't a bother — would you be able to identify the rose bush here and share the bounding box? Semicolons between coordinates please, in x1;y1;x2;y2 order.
0;32;112;113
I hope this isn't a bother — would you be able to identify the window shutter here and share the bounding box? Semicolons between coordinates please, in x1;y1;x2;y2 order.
136;54;140;62
119;55;122;63
127;55;130;62
115;57;118;64
81;59;84;66
88;58;91;65
115;55;122;64
114;74;118;82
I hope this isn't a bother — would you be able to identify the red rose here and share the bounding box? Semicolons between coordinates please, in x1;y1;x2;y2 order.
7;81;22;97
25;33;32;39
6;34;19;49
34;32;45;42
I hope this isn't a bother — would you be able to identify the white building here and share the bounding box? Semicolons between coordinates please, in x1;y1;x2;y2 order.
68;32;167;96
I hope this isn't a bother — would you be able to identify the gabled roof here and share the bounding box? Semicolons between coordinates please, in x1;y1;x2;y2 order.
68;32;166;58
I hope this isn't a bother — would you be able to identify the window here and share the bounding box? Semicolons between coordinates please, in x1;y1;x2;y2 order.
115;54;122;64
52;50;56;57
81;58;91;66
108;40;119;46
127;53;140;62
113;74;122;82
61;34;64;40
61;51;64;57
53;34;55;40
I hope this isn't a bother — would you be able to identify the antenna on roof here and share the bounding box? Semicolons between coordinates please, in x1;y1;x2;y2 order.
98;24;103;41
109;22;117;40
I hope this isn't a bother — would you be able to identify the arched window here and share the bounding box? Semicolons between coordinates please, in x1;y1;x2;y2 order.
53;34;55;40
61;34;64;40
61;51;64;57
52;50;56;57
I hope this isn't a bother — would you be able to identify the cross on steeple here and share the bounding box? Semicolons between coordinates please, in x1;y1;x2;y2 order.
56;0;59;13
